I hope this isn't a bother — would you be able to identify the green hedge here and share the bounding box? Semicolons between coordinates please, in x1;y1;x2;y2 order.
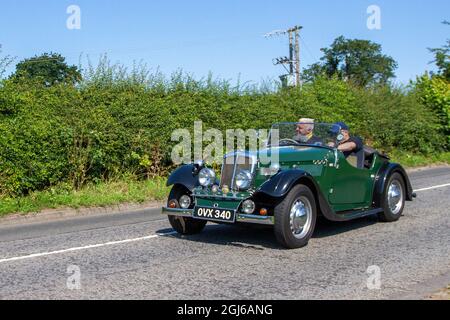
415;74;450;145
0;75;447;196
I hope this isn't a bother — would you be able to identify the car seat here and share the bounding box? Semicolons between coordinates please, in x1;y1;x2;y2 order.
347;149;365;169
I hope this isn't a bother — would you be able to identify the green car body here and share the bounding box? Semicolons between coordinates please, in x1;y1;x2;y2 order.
162;123;416;248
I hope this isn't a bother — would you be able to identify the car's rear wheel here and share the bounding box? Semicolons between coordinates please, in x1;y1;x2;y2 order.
378;173;406;222
274;184;317;249
167;186;207;235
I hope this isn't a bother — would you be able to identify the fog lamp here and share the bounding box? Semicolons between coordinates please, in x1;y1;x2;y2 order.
179;195;192;209
242;200;256;214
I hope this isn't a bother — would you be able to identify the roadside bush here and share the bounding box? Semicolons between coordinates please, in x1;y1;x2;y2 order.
352;85;446;153
0;81;73;196
414;74;450;147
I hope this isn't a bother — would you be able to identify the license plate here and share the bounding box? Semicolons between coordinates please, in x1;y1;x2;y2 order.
193;207;236;223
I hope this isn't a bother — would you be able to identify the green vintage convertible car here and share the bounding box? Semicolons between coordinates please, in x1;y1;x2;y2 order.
162;122;416;249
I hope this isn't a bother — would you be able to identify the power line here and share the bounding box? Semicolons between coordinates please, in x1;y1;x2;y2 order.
3;31;264;67
299;36;318;64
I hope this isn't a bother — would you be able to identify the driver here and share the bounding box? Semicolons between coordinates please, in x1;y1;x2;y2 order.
294;118;323;145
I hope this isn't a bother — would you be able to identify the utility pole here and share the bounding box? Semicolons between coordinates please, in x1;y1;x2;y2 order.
265;25;303;88
294;26;301;87
289;31;294;75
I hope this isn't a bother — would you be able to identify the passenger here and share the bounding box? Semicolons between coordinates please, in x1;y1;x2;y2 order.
331;122;364;158
294;118;324;146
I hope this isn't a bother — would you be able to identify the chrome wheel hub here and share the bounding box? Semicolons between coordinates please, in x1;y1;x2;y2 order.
290;197;312;239
388;180;403;215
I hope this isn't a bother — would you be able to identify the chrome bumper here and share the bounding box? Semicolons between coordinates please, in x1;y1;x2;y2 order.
161;207;274;226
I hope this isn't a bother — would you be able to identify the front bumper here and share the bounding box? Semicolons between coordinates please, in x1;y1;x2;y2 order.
162;207;275;226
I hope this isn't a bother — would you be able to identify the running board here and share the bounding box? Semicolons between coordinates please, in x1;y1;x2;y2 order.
331;208;383;222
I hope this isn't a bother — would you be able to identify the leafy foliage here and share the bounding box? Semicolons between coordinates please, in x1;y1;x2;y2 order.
429;21;450;81
10;52;82;86
303;36;398;87
0;58;446;197
415;74;450;145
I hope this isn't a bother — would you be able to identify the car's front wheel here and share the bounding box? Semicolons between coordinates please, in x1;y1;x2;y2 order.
274;184;317;249
167;185;207;235
378;172;406;222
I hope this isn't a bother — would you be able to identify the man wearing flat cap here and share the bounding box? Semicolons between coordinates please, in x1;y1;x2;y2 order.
294;118;324;146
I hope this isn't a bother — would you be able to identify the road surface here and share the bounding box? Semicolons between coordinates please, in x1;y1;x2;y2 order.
0;167;449;300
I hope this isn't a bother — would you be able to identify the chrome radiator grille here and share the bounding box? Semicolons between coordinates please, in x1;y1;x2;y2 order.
220;153;255;190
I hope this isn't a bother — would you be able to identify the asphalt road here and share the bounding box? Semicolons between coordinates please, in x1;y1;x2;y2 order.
0;167;449;300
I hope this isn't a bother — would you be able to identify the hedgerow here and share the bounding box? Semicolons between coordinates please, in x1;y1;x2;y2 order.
0;65;447;196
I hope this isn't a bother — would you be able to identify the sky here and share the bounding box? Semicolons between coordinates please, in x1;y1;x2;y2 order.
0;0;449;85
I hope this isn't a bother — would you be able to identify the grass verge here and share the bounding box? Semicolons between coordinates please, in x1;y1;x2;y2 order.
0;152;449;217
0;176;170;217
390;152;450;168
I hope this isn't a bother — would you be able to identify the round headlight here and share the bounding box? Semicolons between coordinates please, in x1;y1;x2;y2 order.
235;170;253;190
242;200;256;214
199;168;216;187
179;195;192;209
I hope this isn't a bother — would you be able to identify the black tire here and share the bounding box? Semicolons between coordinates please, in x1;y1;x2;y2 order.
274;185;317;249
167;185;207;235
378;172;406;222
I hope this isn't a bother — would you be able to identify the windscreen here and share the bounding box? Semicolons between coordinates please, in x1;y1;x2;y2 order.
268;123;341;148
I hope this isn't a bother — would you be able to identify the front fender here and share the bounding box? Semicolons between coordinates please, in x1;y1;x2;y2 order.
256;170;316;198
373;162;415;207
254;169;337;220
167;164;200;191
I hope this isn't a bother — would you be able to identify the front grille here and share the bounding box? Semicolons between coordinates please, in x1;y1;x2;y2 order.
221;162;234;188
220;153;255;190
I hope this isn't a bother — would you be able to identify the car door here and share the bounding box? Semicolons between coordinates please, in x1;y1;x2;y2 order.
328;152;373;211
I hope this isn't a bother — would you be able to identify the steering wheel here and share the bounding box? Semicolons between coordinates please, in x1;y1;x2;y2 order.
279;138;301;145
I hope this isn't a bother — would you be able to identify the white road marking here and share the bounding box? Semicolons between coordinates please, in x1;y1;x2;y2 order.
414;183;450;193
0;231;178;264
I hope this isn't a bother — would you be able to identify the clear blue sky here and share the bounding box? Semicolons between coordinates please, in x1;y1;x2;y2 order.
0;0;448;85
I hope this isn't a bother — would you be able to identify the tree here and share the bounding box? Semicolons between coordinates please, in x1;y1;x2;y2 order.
303;36;398;87
429;21;450;81
11;52;82;86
